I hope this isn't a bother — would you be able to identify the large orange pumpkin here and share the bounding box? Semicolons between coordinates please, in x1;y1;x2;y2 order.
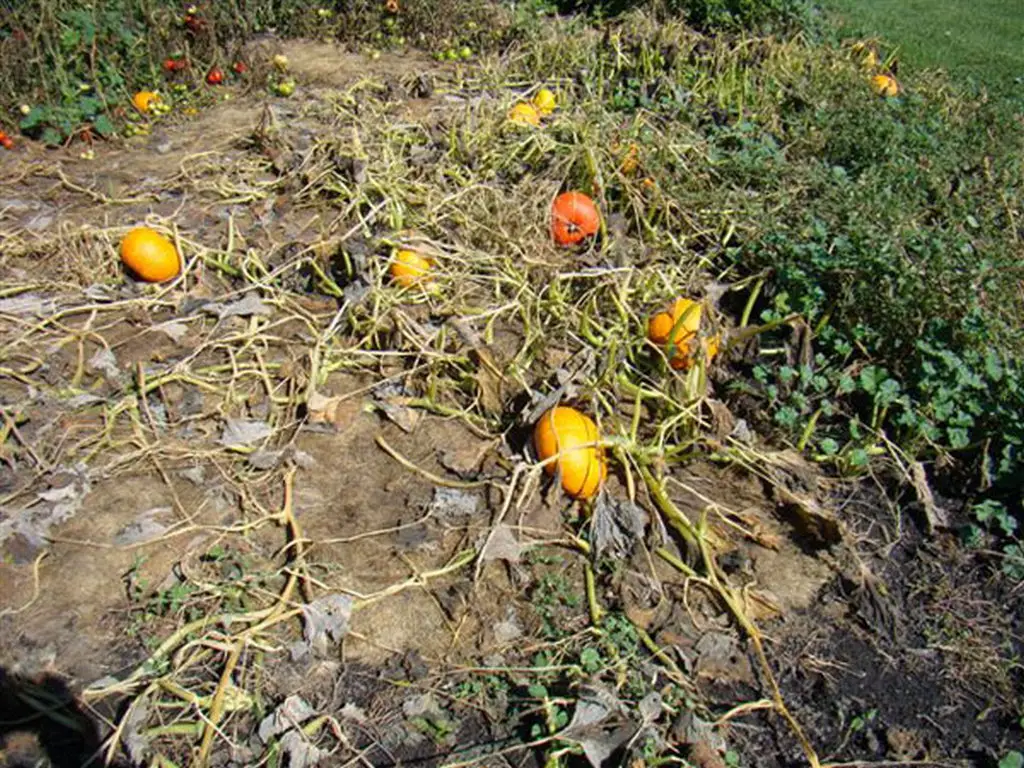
120;227;180;282
647;297;719;370
550;191;600;247
533;406;606;500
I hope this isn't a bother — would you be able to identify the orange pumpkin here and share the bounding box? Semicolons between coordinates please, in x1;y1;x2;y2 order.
533;406;606;500
120;227;181;282
132;91;160;114
550;191;600;247
870;73;899;97
647;297;719;370
390;249;432;287
508;102;541;127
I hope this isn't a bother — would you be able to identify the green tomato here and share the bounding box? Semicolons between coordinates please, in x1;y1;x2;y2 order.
445;48;458;60
275;80;296;97
459;46;472;59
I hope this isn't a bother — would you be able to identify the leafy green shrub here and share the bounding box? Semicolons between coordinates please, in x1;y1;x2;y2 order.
658;0;811;32
732;59;1024;496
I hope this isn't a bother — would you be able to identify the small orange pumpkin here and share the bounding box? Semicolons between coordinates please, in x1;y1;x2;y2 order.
132;91;160;114
120;227;180;282
647;297;719;370
870;73;899;97
533;406;606;500
390;249;433;287
550;191;600;247
508;102;541;127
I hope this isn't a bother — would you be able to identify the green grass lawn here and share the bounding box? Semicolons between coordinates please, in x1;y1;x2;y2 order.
818;0;1024;99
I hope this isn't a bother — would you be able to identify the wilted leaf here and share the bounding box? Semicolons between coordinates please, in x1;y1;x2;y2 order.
179;465;206;485
430;487;478;520
151;320;190;343
204;293;272;319
83;284;118;302
373;397;423;433
480;523;521;564
637;692;662;724
277;729;327;768
910;461;948;534
591;497;648;559
694;632;753;684
0;294;56;317
493;609;523;644
219;418;273;447
339;703;368;724
114;506;173;546
291;594;353;659
705;399;735;442
307;391;358;428
63;392;105;409
122;701;151;765
560;687;636;768
248;450;283;470
258;695;316;744
87;348;121;381
402;693;446;720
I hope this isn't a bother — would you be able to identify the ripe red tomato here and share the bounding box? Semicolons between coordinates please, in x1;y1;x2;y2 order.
206;68;224;85
232;61;248;75
163;58;177;72
0;132;15;150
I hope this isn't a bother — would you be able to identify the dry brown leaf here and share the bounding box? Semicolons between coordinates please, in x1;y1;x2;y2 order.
705;399;735;442
307;391;360;428
910;461;948;534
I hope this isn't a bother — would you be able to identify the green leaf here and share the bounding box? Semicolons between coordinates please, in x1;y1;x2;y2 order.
19;106;47;131
877;379;901;405
847;448;869;467
41;127;64;146
93;114;115;136
527;684;547;700
947;427;970;449
998;751;1024;768
859;365;886;394
819;438;839;456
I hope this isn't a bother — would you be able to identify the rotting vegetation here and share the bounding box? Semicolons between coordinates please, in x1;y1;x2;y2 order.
1;3;1023;768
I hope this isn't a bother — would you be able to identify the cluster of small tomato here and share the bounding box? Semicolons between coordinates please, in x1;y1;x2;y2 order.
161;54;248;88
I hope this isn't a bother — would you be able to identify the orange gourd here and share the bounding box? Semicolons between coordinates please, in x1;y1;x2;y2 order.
132;91;160;114
390;249;433;287
870;73;899;97
508;102;541;127
533;406;606;500
550;191;600;247
120;227;181;282
647;297;719;370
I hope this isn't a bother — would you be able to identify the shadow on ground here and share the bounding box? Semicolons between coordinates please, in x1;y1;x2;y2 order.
0;667;124;768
